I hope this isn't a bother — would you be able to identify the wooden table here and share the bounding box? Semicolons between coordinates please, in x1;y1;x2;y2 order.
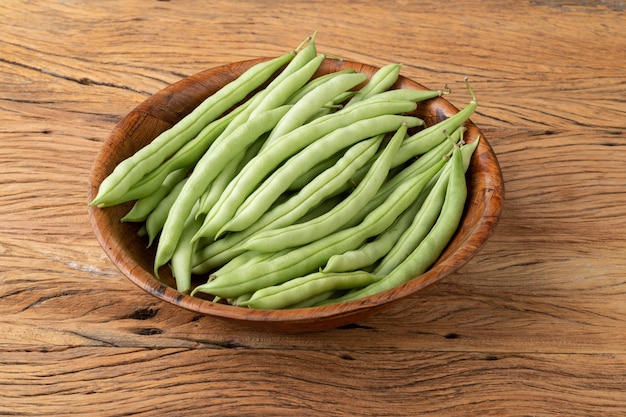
2;1;625;415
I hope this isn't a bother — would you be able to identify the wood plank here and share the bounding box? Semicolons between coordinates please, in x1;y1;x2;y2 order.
1;347;625;416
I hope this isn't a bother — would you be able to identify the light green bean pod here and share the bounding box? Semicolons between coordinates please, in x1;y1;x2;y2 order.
190;136;382;274
191;159;444;300
344;63;402;106
120;168;188;223
90;51;296;207
239;123;407;252
320;142;472;304
154;105;292;274
233;271;384;310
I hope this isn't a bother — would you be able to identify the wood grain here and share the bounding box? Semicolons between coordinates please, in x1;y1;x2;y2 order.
1;0;625;415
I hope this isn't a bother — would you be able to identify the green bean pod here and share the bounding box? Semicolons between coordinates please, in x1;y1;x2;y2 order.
117;91;262;207
264;72;368;145
239;123;407;252
263;32;320;92
191;159;444;300
154;105;292;274
218;116;416;238
194;100;421;241
196;133;267;218
286;69;356;105
144;177;187;247
170;203;202;293
234;271;384;310
190;136;382;274
120;168;188;223
391;79;477;167
90;51;296;207
322;182;432;273
211;33;319;142
322;143;469;304
373;157;453;275
286;152;344;191
374;133;480;274
344;63;402;106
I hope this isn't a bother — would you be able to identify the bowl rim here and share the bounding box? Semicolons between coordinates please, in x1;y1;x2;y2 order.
88;57;504;328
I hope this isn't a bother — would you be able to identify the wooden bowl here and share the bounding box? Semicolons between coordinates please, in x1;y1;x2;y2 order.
88;57;504;332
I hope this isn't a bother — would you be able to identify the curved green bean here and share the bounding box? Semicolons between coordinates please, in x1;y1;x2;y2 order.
264;72;368;146
234;271;383;309
321;143;469;304
218;116;417;238
391;78;477;167
191;159;444;300
239;123;407;252
322;181;432;273
194;99;421;241
90;51;296;207
190;136;382;274
144;176;187;247
344;63;402;106
111;91;258;206
154;105;292;274
120;167;188;223
285;69;356;104
196;133;268;218
170;202;202;293
373;157;453;274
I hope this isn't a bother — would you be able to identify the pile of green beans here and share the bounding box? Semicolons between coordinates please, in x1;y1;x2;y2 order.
91;33;480;308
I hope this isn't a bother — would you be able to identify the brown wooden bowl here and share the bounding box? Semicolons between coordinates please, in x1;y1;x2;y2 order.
88;57;504;332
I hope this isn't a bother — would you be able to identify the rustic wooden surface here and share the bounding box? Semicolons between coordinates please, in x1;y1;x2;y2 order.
1;0;625;415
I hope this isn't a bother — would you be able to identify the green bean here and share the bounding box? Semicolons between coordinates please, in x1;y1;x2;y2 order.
194;99;421;241
292;194;347;224
286;152;344;191
322;183;432;273
120;168;188;223
338;125;466;236
153;105;292;274
185;55;324;216
358;87;446;105
108;92;258;206
252;53;326;117
214;248;289;279
90;51;296;207
345;63;402;106
218;116;417;238
211;33;319;140
233;271;383;309
170;202;202;293
322;142;469;304
379;126;464;189
239;123;407;252
373;157;453;274
196;133;268;218
286;69;356;105
263;32;319;92
145;177;187;247
190;136;382;274
214;250;273;276
263;72;368;146
284;291;337;309
351;125;465;188
390;78;477;167
191;159;444;299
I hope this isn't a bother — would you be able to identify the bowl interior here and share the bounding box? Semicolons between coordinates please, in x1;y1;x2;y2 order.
88;57;504;332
